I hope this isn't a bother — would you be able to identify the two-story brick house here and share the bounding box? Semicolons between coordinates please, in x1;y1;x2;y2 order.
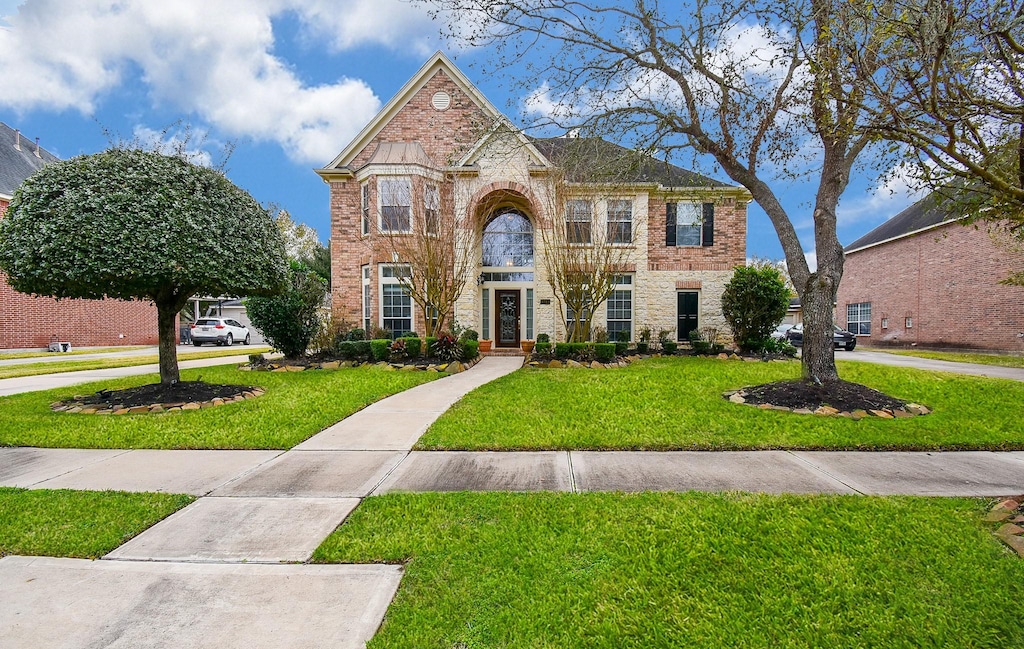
317;53;750;346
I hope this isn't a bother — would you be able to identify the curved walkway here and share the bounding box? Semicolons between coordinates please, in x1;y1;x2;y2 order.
2;355;1023;648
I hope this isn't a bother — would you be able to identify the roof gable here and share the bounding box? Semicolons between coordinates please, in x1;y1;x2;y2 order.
0;122;60;198
319;52;546;175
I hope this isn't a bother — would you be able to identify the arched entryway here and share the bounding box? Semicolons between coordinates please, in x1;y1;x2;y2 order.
477;203;537;348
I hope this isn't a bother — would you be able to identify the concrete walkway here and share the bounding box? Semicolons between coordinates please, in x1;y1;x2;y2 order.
3;354;1024;648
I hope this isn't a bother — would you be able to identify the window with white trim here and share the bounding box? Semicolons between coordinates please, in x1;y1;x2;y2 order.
846;302;871;335
606;274;633;341
424;184;439;236
566;199;592;244
380;264;413;336
607;199;632;244
378;177;412;233
361;265;371;331
360;182;371;236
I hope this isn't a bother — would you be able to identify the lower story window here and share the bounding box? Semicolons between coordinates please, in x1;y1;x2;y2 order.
606;275;633;341
361;265;371;332
382;284;412;336
847;302;871;335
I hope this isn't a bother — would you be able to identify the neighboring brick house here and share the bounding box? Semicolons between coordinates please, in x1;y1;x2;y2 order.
0;122;160;349
316;53;750;346
835;194;1024;352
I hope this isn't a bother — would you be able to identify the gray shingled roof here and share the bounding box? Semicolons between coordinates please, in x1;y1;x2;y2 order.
845;194;954;252
532;137;730;188
0;122;60;198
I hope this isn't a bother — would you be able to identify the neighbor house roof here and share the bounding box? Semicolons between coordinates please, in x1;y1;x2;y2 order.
845;194;955;253
0;122;60;199
531;137;730;189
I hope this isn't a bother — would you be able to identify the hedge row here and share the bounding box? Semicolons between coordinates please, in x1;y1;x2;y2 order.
333;337;478;363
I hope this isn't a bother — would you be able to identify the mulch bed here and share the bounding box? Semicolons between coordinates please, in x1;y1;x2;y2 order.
740;379;908;413
73;382;253;409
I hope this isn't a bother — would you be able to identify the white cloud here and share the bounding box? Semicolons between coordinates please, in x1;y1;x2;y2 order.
836;163;928;227
0;0;439;164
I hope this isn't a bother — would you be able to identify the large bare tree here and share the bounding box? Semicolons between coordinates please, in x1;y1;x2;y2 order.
422;0;906;384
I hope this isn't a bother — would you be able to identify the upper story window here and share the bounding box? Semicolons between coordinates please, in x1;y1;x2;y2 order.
360;182;371;236
378;177;412;233
566;199;592;244
424;184;440;236
482;210;534;267
607;199;633;244
666;202;715;247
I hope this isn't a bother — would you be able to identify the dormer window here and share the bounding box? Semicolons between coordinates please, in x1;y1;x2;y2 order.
379;177;412;233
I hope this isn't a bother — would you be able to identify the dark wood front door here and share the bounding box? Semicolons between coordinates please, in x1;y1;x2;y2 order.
677;291;699;341
495;290;521;347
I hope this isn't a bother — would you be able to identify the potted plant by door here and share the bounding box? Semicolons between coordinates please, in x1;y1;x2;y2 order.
479;339;493;353
520;339;535;354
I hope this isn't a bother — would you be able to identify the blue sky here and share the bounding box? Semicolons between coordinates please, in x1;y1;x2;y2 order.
0;1;924;267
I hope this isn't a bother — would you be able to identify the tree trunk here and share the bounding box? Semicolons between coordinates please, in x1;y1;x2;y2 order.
155;298;181;385
799;272;840;385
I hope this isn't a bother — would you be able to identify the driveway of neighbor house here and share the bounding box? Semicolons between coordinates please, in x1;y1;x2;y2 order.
844;348;1024;381
2;355;1022;648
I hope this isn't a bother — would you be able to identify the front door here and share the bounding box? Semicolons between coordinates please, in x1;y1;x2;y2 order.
495;290;521;348
677;291;699;340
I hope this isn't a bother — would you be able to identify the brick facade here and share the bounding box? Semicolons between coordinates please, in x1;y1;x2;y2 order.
836;221;1024;352
324;54;750;342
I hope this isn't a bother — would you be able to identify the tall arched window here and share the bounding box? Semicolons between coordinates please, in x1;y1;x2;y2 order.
482;210;533;267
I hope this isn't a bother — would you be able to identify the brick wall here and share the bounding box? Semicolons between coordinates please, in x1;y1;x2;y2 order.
331;70;487;332
0;276;161;349
836;221;1024;351
647;196;747;271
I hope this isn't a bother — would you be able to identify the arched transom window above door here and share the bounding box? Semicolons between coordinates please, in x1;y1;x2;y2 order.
482;210;533;268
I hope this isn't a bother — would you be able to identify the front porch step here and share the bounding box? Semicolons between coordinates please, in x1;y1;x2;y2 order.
483;348;526;357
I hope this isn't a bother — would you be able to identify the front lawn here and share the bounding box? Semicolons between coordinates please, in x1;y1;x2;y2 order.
419;357;1024;450
0;487;193;558
0;346;271;380
315;492;1024;648
0;363;440;449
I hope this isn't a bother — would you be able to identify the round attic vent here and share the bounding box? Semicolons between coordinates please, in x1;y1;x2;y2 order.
431;91;452;111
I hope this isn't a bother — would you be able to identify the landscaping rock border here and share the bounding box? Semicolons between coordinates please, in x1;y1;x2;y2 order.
721;388;931;419
52;387;265;415
241;356;482;374
987;498;1024;558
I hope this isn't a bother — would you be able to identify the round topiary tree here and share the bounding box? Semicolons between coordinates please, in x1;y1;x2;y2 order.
0;148;288;385
721;265;791;353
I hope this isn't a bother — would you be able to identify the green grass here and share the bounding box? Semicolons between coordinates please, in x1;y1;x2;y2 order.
0;487;193;558
0;346;272;380
0;363;440;449
0;346;149;360
419;357;1024;450
315;492;1024;648
884;349;1024;368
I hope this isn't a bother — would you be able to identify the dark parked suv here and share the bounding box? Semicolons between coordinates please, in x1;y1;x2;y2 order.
785;323;857;351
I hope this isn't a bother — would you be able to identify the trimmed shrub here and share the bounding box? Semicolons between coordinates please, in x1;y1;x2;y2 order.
370;339;390;362
401;337;422;358
334;340;355;360
425;336;438;357
636;342;649;354
554;343;573;359
460;339;479;360
534;341;552;356
345;328;366;341
537;333;550;343
614;341;628;356
352;340;372;361
594;343;616;362
662;340;678;354
246;263;327;359
721;265;791;353
461;329;479;341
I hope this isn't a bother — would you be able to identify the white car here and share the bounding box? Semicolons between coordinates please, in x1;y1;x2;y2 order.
190;317;251;346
